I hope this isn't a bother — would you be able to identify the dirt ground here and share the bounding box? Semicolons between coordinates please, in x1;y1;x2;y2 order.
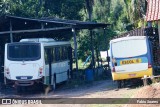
0;80;141;107
125;83;160;107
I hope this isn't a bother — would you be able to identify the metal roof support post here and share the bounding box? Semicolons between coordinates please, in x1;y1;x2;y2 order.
10;20;13;43
41;22;44;29
72;28;78;73
96;36;100;67
90;29;95;75
104;28;110;70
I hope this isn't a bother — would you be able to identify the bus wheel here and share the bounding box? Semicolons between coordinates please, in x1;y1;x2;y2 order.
52;79;56;91
117;80;122;88
52;74;56;91
121;80;126;88
17;86;22;93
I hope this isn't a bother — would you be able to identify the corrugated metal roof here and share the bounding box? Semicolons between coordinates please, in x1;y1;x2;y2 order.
146;0;160;21
5;15;110;29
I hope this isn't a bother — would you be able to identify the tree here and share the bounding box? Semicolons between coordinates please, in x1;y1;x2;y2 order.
0;0;10;15
0;0;84;20
44;0;84;20
84;0;94;21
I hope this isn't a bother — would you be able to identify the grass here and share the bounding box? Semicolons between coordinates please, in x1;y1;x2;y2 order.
73;59;90;70
61;68;110;90
73;59;105;70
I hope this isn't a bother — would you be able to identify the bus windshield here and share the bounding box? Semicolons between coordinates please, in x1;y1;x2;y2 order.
112;39;147;58
7;43;41;61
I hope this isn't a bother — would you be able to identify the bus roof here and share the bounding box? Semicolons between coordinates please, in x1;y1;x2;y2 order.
20;38;55;42
42;41;70;46
110;36;147;43
6;38;70;46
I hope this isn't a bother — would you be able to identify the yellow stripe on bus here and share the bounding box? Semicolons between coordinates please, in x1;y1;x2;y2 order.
111;68;153;80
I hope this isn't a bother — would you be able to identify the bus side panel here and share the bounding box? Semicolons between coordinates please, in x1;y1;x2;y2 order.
43;45;70;85
4;44;8;84
146;38;153;68
148;39;155;75
43;47;50;85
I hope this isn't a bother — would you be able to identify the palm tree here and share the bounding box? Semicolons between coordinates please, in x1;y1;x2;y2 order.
85;0;94;21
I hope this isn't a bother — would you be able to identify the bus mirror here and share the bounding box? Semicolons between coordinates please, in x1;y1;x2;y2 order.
107;56;110;62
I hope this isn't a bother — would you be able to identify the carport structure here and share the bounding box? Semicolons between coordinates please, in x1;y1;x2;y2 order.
0;15;110;80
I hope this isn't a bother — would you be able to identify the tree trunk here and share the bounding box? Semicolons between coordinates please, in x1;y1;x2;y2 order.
85;0;93;21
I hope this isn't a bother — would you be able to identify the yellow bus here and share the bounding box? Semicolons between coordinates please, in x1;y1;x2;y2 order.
110;36;153;88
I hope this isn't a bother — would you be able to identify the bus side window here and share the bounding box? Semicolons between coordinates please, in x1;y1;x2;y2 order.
55;47;60;62
52;47;56;63
64;46;68;60
60;46;67;60
59;47;63;61
68;46;72;60
44;48;49;65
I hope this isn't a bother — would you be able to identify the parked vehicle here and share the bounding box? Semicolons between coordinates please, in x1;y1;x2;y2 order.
109;36;153;87
4;38;72;91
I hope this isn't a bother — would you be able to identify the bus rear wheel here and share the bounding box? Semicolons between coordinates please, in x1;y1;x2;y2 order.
17;86;26;93
117;80;122;88
52;74;56;91
52;79;56;91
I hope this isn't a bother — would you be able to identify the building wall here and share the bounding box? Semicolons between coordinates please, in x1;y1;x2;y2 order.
158;21;160;44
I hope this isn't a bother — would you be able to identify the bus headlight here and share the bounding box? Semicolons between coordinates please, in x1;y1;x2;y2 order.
38;67;43;76
5;68;10;74
4;67;11;78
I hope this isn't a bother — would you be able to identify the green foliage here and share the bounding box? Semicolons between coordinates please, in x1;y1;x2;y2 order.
78;30;91;61
77;28;116;61
0;0;147;61
0;0;84;19
44;0;84;19
9;0;45;17
78;0;146;61
0;0;10;14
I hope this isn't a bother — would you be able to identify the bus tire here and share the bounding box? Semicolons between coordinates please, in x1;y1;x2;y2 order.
52;74;56;91
17;86;22;93
117;80;122;88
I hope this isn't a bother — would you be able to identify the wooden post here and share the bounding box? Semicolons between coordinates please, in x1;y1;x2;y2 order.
143;75;148;86
72;28;78;73
104;28;110;69
158;21;160;44
10;20;13;43
96;48;99;67
143;78;147;86
90;30;95;71
41;22;44;29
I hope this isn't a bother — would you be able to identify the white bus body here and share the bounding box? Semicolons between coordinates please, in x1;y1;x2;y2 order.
4;38;71;90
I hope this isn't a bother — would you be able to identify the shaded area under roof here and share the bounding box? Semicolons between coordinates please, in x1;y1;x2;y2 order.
0;15;111;81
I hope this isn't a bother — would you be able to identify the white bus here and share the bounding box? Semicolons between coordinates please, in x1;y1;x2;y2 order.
4;38;72;91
